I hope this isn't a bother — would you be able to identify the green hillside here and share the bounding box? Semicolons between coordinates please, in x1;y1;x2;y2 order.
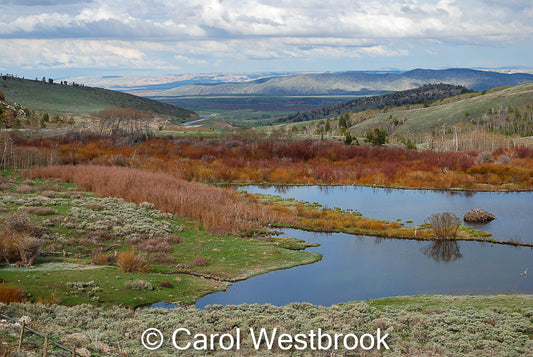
0;76;199;123
349;82;533;136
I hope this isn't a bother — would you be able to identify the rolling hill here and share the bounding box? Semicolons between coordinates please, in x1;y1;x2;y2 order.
348;82;533;136
0;76;199;123
275;84;474;124
152;68;533;96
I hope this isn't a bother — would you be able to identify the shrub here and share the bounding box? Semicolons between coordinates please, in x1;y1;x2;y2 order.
123;279;153;291
497;155;510;164
91;250;112;265
426;212;461;239
160;281;173;288
35;184;62;192
116;249;149;273
16;184;34;193
6;211;47;238
24;207;57;216
478;151;494;164
136;239;173;253
0;228;40;265
84;203;105;211
16;234;40;265
28;165;285;235
0;285;26;304
165;234;184;244
86;230;114;242
5;211;33;233
192;256;209;267
365;128;388;146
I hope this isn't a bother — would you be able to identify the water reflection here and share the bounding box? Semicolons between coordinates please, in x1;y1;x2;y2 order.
273;185;290;194
238;185;533;243
195;229;533;308
421;240;463;263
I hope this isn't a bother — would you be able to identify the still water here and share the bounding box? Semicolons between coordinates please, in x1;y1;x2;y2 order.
239;185;533;243
192;186;532;308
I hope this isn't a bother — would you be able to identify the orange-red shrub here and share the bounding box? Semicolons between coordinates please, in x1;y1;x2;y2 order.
29;165;289;235
116;249;149;273
0;285;26;304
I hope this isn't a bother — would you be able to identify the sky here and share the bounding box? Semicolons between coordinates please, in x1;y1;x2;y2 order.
1;0;532;79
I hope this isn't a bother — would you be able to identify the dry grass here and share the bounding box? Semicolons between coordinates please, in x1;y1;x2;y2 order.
36;293;60;305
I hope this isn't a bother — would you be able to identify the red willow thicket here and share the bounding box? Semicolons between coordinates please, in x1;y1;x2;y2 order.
29;165;292;235
12;133;533;189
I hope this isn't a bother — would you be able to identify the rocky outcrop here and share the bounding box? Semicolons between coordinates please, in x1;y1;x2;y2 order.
464;209;496;223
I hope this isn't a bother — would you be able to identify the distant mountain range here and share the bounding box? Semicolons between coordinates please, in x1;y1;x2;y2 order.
148;68;533;96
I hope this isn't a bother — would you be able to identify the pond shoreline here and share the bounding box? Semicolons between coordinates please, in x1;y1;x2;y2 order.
222;181;533;193
278;224;533;248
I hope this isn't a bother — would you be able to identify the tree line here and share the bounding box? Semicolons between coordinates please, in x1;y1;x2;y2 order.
276;84;475;124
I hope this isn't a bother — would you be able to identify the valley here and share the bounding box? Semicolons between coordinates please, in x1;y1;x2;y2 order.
1;68;533;356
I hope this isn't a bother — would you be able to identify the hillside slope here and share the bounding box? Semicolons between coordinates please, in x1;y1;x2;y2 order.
275;84;474;124
348;82;533;136
0;76;199;123
155;68;533;96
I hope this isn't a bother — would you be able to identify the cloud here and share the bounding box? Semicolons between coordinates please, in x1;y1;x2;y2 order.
2;0;532;41
0;0;531;73
0;39;178;71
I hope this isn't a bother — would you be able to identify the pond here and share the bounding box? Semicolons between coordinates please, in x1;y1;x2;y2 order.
239;185;533;243
196;229;533;307
168;186;533;308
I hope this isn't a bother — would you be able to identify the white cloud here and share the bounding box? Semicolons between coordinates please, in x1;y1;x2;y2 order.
2;0;532;41
523;7;533;17
0;0;531;73
0;39;178;70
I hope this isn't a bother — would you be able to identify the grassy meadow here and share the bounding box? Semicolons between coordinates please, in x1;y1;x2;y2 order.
349;83;533;136
0;76;198;122
1;81;533;356
0;170;320;307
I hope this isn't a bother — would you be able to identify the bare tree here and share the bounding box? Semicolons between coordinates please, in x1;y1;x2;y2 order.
98;107;153;137
426;212;461;239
